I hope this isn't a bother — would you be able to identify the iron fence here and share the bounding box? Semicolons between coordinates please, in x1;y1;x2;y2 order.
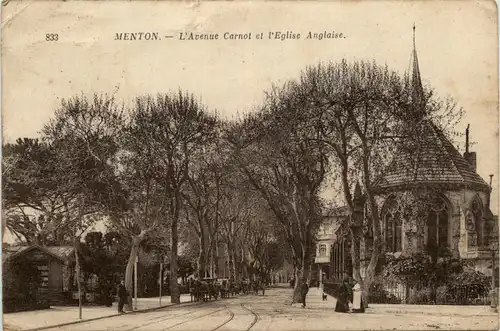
368;283;492;305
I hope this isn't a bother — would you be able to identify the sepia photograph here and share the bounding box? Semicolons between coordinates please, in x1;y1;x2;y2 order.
1;1;499;330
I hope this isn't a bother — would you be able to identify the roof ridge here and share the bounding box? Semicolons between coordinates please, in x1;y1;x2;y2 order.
4;244;74;263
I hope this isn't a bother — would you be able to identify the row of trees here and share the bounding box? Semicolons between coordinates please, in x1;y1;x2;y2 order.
3;59;461;305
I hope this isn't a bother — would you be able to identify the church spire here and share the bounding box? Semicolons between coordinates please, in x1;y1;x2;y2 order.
409;24;425;117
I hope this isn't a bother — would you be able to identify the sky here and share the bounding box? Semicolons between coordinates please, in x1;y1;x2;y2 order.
1;1;499;242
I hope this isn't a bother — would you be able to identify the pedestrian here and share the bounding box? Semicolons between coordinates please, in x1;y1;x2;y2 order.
104;282;113;307
117;280;128;313
335;272;354;313
300;280;309;308
351;282;365;313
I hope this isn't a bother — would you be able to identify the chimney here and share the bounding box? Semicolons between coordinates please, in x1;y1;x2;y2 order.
463;124;477;172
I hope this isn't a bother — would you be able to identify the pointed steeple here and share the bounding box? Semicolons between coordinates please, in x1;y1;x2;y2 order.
352;181;364;216
354;181;362;201
409;24;425;117
353;181;364;207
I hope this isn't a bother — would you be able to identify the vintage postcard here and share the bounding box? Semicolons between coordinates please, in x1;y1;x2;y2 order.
1;1;499;330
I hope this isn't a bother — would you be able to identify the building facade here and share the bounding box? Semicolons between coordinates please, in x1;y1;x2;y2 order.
314;209;351;286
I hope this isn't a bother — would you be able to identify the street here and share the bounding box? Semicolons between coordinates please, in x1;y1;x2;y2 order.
40;287;498;331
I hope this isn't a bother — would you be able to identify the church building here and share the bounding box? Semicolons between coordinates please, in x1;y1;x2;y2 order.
315;27;498;284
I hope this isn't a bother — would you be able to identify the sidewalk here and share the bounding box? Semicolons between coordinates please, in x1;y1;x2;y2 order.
3;294;193;331
307;286;497;316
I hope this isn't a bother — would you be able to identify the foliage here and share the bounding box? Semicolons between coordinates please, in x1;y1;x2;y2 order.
367;281;402;304
447;267;491;302
177;254;195;280
382;253;428;288
2;94;126;245
80;231;129;283
380;248;491;304
382;248;464;290
3;256;45;312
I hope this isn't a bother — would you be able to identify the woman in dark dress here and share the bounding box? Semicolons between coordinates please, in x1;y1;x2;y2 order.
335;273;354;313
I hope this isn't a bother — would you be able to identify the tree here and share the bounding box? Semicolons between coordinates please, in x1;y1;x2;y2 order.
124;91;218;304
2;138;84;245
227;93;328;302
3;94;125;317
272;59;461;305
43;94;125;316
80;231;129;304
181;135;225;279
247;213;285;282
116;119;171;309
218;176;262;281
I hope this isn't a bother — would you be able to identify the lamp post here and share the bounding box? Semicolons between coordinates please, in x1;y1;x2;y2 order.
134;255;138;310
489;241;498;312
159;261;163;307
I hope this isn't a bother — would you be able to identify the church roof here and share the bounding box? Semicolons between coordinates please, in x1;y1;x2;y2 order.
374;26;490;194
373;121;490;192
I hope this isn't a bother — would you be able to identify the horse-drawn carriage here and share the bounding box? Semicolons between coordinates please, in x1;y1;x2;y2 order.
188;277;267;303
241;279;251;294
189;278;220;302
217;279;232;298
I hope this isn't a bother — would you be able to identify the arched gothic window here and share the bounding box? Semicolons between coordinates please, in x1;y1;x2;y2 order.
426;196;449;250
383;193;450;253
384;199;402;253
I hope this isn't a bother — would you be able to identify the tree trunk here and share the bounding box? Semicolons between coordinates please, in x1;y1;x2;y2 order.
241;247;247;279
170;222;180;303
169;194;180;304
73;239;82;319
226;242;232;280
2;213;6;241
125;236;141;311
361;150;383;309
292;247;312;303
230;245;237;281
213;240;219;278
292;265;310;303
196;235;206;278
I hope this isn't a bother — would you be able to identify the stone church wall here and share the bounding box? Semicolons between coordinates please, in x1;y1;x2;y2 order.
363;189;494;274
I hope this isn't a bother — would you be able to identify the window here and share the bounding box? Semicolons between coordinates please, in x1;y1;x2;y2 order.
427;211;437;249
426;196;449;250
319;244;327;257
384;200;402;253
383;193;450;253
438;209;448;246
